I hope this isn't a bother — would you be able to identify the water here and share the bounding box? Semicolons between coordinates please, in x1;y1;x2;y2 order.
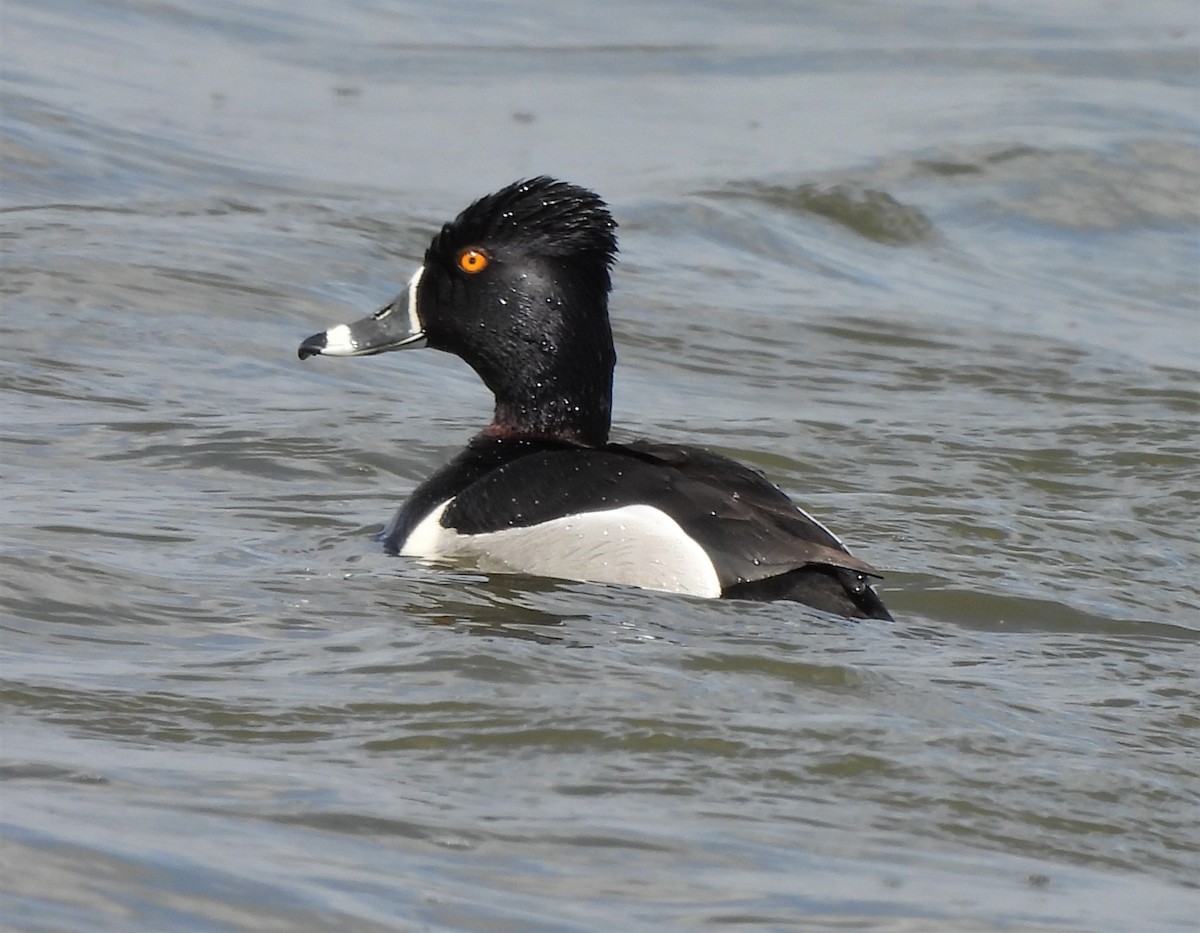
2;1;1199;930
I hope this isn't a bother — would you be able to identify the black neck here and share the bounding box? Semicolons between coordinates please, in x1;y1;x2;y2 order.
476;264;615;447
485;366;612;446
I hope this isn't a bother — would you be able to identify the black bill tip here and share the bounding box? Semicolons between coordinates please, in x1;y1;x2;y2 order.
298;332;327;360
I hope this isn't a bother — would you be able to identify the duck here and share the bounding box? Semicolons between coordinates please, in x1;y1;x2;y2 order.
299;177;892;620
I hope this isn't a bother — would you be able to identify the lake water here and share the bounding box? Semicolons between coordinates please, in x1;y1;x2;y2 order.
2;1;1198;930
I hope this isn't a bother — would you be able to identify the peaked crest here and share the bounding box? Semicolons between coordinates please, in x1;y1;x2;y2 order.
428;177;619;267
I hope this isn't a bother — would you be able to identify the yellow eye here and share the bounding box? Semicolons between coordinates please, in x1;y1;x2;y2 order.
456;247;489;274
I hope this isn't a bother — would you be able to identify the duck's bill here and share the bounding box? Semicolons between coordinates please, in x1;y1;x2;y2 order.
298;268;426;360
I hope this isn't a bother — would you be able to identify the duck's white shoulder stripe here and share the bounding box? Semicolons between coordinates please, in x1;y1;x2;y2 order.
400;499;722;598
794;503;850;552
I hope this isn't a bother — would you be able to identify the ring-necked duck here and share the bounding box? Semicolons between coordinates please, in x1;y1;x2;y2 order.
299;177;891;620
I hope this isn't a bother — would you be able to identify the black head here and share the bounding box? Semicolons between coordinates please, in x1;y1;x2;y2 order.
299;177;619;447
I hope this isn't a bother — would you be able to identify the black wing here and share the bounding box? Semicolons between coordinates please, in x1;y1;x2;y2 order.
432;437;882;588
615;440;883;585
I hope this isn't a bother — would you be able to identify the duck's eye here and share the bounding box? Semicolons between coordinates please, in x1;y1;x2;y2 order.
456;247;489;274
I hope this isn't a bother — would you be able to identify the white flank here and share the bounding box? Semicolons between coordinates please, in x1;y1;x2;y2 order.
400;500;722;598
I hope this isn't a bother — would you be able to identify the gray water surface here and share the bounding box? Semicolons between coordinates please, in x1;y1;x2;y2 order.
2;1;1199;930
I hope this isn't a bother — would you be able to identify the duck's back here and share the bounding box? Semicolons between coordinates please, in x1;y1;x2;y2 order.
384;435;891;619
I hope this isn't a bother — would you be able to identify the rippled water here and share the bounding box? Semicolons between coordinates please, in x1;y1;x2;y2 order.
3;1;1199;930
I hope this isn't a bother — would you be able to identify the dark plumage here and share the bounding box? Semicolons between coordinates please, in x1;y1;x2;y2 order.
300;177;891;620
